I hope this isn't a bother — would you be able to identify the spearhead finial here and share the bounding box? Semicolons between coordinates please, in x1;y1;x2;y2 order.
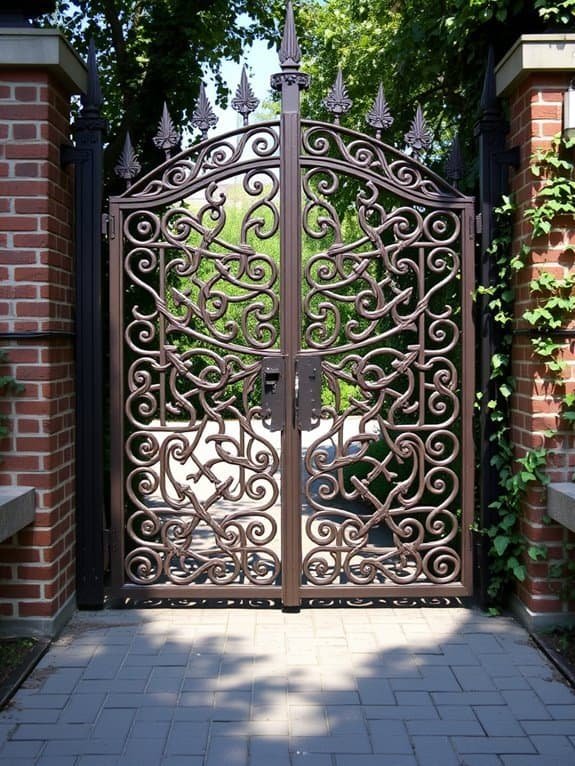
191;83;218;140
404;104;433;160
480;46;498;114
323;68;353;125
81;38;102;114
366;83;393;139
231;65;260;126
114;132;141;188
153;102;180;159
279;1;301;68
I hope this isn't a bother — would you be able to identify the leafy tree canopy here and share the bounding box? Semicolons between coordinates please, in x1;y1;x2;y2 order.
44;1;575;189
296;0;575;188
47;0;284;180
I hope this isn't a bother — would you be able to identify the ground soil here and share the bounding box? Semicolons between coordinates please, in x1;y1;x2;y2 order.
544;626;575;676
0;637;38;687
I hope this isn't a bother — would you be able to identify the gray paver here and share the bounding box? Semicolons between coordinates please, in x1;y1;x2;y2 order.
528;677;575;705
501;690;551;720
164;722;208;755
502;757;575;766
291;754;332;766
205;735;248;766
453;737;536;754
532;734;575;756
368;719;412;753
412;734;460;766
473;706;524;737
1;606;575;766
336;757;417;766
249;737;290;766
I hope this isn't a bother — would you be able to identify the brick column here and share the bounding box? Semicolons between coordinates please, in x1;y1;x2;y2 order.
497;35;575;629
0;29;86;635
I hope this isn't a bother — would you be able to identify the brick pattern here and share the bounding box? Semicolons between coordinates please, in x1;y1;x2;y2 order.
0;72;75;623
507;73;575;616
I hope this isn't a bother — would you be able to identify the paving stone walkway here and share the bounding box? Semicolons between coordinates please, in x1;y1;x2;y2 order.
0;605;574;765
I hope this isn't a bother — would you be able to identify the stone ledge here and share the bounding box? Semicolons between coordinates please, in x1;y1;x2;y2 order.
547;482;575;534
0;487;35;543
0;28;87;93
496;33;575;97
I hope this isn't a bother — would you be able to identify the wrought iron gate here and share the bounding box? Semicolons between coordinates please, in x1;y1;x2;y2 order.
107;6;475;606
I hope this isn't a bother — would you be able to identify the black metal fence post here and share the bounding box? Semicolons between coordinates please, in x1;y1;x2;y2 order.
474;48;519;608
62;40;107;609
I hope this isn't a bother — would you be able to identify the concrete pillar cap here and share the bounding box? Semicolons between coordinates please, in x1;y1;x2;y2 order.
496;34;575;97
0;27;87;93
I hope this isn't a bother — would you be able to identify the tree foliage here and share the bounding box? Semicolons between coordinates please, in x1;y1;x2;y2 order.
296;0;574;188
48;0;283;181
44;1;575;189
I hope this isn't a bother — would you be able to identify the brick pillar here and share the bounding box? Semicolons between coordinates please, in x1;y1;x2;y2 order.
0;29;86;635
497;36;575;629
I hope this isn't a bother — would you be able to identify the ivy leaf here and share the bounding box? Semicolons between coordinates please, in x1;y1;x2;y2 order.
501;514;516;530
510;560;526;581
528;546;547;561
494;535;510;556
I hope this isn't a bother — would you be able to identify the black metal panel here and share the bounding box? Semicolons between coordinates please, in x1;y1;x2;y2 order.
62;40;107;609
474;48;519;608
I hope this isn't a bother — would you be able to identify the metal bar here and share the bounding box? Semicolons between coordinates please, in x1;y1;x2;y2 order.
461;203;477;594
63;40;107;610
512;328;575;338
272;6;310;609
108;202;124;593
0;331;75;339
279;92;302;609
473;48;512;609
299;583;472;598
110;584;282;600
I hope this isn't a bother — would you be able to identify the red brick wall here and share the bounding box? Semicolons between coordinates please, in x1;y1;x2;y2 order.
507;73;575;617
0;71;76;626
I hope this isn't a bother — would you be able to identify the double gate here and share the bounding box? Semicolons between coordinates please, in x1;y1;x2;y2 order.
107;9;475;607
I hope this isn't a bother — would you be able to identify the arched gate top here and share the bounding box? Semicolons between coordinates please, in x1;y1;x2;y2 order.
110;119;472;210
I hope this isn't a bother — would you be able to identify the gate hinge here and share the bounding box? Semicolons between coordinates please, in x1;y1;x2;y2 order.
102;213;115;240
103;528;111;572
475;213;483;235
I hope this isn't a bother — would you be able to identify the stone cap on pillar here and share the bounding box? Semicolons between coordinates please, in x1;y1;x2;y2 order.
0;27;87;94
496;34;575;97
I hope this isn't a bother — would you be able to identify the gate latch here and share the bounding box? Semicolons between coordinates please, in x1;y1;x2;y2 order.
296;355;321;431
261;357;285;431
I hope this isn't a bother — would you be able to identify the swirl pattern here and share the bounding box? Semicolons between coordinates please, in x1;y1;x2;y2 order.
111;117;473;599
299;136;469;588
120;169;282;588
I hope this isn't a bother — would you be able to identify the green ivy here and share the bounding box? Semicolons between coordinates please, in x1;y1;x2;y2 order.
480;135;575;608
476;197;548;604
0;350;24;447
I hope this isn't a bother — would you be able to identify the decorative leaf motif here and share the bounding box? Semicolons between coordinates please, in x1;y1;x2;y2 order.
231;65;260;127
404;104;433;159
153;102;180;158
323;69;352;125
366;83;393;139
279;0;301;67
191;83;218;140
114;132;141;186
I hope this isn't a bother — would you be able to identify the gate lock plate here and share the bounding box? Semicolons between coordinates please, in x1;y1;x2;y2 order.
296;355;321;431
261;357;285;431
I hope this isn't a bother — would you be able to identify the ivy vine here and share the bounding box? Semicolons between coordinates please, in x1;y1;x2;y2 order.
0;349;24;449
477;135;575;608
